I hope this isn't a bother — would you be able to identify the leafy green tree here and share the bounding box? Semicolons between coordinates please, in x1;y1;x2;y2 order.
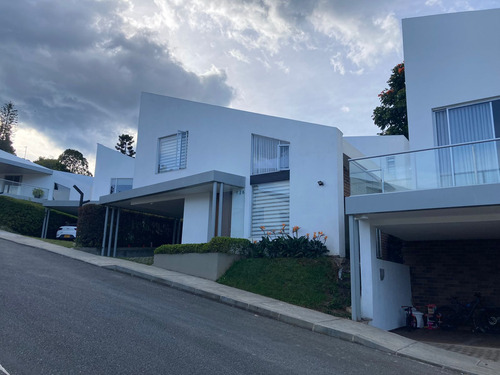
115;133;136;157
34;157;69;172
0;102;18;154
372;62;408;139
57;149;93;176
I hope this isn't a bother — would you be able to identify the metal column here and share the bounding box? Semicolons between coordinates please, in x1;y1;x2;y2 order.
41;208;50;239
209;181;217;240
101;206;109;256
107;208;115;257
217;182;224;237
112;209;121;257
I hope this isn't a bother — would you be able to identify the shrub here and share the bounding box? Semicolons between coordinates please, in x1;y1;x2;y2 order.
0;196;76;238
246;225;329;258
207;237;251;254
155;236;251;255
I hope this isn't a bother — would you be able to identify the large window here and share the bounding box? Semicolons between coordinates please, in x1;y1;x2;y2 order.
158;131;188;173
251;134;289;175
110;178;133;194
251;180;290;237
435;100;500;186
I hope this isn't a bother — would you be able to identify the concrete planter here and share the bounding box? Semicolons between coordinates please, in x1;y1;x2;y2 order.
154;253;241;281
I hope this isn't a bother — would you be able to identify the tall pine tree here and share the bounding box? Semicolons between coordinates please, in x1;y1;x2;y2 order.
0;102;18;154
115;134;136;157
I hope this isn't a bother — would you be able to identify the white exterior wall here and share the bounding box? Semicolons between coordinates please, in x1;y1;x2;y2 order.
135;93;346;254
358;220;412;330
53;171;93;201
92;144;135;200
182;193;211;243
403;9;500;150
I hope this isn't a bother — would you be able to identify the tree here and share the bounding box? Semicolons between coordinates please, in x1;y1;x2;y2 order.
34;157;69;172
372;62;408;139
115;133;136;157
0;101;18;154
57;149;93;176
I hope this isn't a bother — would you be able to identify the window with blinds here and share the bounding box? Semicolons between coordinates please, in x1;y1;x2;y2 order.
158;131;188;173
252;134;290;175
251;180;290;237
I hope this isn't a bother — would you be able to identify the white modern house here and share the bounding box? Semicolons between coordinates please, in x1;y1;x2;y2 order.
346;8;500;330
96;92;406;257
92;143;134;200
0;149;93;204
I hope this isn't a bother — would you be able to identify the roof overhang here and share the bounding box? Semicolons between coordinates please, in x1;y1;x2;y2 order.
98;170;246;217
0;156;53;175
346;183;500;241
43;200;99;216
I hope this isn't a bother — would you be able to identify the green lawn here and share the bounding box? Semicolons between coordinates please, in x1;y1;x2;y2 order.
39;238;76;248
218;257;351;317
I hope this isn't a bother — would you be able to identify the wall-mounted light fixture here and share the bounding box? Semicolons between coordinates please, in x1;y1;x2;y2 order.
317;180;324;186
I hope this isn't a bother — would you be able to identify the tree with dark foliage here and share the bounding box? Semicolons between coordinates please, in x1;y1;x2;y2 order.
115;133;136;157
0;102;18;154
372;62;408;139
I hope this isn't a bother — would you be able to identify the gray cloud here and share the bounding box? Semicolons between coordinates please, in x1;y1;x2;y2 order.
0;0;234;158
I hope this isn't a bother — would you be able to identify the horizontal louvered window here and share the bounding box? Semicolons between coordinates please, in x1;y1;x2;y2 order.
251;180;290;238
158;131;188;173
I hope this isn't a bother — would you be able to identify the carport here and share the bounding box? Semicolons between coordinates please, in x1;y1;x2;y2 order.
346;183;500;330
97;170;246;257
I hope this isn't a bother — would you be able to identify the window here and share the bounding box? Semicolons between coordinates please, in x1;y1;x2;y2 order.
110;178;133;194
251;134;289;175
434;100;500;186
251;180;290;237
158;131;188;173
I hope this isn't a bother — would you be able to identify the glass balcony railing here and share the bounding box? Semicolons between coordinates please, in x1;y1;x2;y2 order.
349;138;500;196
0;178;50;200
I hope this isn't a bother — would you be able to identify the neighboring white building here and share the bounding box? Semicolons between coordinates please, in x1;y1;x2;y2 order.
346;8;500;330
0;149;93;204
98;93;402;256
92;143;135;200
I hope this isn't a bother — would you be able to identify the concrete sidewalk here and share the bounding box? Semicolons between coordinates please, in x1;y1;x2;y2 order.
1;230;499;375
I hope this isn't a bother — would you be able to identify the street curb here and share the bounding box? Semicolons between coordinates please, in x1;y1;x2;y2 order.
2;231;499;375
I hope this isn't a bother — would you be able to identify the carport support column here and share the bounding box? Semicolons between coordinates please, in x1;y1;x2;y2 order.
107;208;116;257
112;209;121;257
41;208;50;239
101;206;109;256
349;215;361;322
209;181;217;241
217;182;224;237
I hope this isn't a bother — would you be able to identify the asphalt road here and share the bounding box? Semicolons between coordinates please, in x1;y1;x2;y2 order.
0;239;458;375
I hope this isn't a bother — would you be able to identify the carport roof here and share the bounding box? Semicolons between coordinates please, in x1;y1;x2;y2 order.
43;200;99;216
97;170;246;217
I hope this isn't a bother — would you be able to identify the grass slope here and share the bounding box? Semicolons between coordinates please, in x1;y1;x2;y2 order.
218;257;350;317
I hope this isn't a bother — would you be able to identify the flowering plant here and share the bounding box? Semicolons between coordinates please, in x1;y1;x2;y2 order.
248;224;329;258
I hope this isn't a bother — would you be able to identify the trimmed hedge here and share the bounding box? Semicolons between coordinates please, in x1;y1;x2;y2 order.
0;196;77;238
75;204;175;248
155;237;251;255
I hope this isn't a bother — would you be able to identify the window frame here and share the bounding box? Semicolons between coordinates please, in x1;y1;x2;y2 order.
251;134;290;176
157;131;188;174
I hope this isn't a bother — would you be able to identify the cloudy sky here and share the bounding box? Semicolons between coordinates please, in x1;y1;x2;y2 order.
1;0;499;172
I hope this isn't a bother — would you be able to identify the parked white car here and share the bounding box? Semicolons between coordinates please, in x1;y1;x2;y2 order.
56;225;77;240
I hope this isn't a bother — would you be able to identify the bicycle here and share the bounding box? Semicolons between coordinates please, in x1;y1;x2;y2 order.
401;306;418;331
474;306;500;333
435;293;486;332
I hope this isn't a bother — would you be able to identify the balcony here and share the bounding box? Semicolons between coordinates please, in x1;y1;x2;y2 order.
0;178;50;200
349;139;500;196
